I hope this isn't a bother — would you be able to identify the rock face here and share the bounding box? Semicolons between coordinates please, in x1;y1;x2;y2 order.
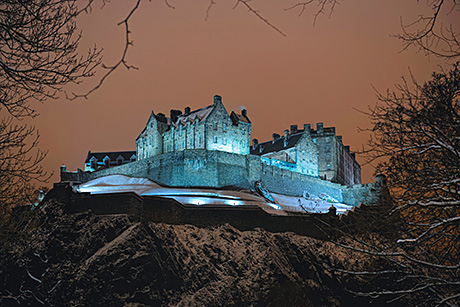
1;199;383;306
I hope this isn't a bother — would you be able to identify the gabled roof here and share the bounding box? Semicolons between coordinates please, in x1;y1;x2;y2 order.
174;104;214;127
251;132;304;156
85;151;136;163
230;111;251;124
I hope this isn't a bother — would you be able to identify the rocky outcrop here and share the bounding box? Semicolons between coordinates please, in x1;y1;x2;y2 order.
0;199;398;306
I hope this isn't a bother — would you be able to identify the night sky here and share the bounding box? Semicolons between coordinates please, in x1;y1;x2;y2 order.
30;1;455;184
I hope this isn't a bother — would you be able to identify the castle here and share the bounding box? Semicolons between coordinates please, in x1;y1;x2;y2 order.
64;95;381;207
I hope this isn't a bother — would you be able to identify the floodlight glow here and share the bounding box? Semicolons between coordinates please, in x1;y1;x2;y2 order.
190;199;205;205
267;203;281;210
227;200;239;206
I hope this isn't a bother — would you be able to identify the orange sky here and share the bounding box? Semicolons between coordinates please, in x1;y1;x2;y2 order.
29;1;457;185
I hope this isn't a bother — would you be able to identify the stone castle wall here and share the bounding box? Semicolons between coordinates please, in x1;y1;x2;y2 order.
78;149;378;206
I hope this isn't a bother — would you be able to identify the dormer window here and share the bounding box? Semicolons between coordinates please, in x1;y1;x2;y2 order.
90;157;97;170
103;156;110;167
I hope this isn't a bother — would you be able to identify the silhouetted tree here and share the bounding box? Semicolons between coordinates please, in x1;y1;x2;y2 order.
0;1;100;224
0;0;101;118
329;63;460;305
286;0;460;60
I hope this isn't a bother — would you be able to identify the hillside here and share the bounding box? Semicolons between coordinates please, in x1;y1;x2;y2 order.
1;198;407;306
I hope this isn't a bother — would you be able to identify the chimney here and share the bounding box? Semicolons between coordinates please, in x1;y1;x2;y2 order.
272;133;280;143
170;109;182;123
290;125;298;134
284;129;289;147
214;95;222;105
303;124;311;133
252;138;259;148
316;123;324;134
184;106;191;114
241;109;247;117
345;145;350;152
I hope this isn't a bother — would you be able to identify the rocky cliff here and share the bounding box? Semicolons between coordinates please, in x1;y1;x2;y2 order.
1;199;403;306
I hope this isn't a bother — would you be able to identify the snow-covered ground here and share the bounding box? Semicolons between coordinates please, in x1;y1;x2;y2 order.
75;175;352;215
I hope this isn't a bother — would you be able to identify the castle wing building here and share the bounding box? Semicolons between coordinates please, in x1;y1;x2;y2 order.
136;95;252;159
85;151;137;172
251;123;361;185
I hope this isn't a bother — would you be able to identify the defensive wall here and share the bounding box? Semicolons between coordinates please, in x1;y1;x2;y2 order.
62;149;383;207
48;183;340;240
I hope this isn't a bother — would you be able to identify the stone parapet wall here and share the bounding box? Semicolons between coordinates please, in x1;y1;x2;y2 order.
341;183;382;206
73;149;381;206
259;163;344;201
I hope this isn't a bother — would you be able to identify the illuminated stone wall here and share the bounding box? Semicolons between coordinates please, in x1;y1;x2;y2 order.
136;113;167;160
259;131;319;177
311;123;361;185
204;98;251;155
80;149;378;206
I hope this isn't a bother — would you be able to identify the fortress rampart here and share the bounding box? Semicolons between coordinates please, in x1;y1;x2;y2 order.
62;149;383;206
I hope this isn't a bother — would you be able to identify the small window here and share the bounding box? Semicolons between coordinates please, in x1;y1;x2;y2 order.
213;122;218;130
223;123;227;132
223;137;227;145
214;136;218;143
327;163;331;170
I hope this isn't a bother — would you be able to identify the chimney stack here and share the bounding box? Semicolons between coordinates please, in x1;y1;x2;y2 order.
290;125;298;134
284;129;289;147
241;109;247;117
252;139;259;148
316;123;324;134
303;123;311;133
272;133;280;143
184;106;191;114
170;109;182;123
214;95;222;105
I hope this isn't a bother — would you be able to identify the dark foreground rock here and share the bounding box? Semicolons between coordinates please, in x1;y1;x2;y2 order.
1;199;400;306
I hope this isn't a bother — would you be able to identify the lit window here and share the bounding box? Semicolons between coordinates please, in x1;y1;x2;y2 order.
223;137;227;145
214;136;217;143
223;123;227;132
213;122;218;130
